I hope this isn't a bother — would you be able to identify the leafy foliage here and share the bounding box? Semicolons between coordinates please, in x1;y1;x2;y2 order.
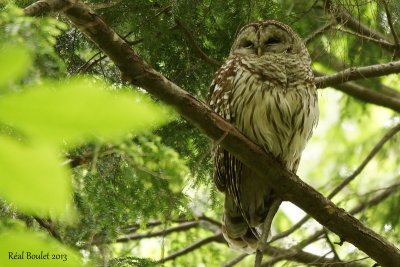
0;6;177;265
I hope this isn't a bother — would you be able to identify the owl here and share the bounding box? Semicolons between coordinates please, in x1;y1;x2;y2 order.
208;20;319;252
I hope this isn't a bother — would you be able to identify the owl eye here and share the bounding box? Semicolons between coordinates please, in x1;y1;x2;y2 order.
242;41;254;48
265;37;281;45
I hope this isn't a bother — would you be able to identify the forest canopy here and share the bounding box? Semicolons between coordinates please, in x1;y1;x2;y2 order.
1;0;400;267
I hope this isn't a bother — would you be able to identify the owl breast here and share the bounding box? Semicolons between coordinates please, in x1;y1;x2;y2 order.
230;54;318;171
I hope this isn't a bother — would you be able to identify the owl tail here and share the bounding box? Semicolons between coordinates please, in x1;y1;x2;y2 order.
222;168;275;253
222;196;259;253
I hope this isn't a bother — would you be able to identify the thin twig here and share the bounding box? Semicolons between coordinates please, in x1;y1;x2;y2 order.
116;221;199;243
75;51;102;73
260;250;297;267
198;214;222;227
157;233;223;263
328;123;400;198
222;253;248;267
255;198;282;267
335;27;395;51
324;229;340;261
33;217;62;241
77;38;144;73
174;18;221;67
75;3;167;74
303;20;335;44
325;0;389;45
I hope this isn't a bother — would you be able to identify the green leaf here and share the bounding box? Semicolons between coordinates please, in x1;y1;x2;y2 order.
0;77;174;145
0;43;31;88
0;136;74;220
0;227;88;267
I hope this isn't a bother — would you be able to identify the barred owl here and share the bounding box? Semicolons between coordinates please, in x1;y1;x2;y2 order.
208;20;319;252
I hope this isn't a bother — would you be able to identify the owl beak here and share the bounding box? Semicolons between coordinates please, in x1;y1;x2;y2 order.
257;47;262;57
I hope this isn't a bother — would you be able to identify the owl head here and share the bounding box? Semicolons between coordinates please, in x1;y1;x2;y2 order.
230;20;305;57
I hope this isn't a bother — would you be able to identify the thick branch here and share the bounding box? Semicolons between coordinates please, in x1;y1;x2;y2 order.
290;183;400;257
315;61;400;88
23;1;400;266
272;178;400;249
333;82;400;112
315;71;400;113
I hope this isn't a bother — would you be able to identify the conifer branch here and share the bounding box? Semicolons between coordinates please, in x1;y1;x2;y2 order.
381;0;400;58
324;0;391;49
174;18;221;67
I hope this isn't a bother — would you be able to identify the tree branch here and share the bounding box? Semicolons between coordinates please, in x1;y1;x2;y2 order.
303;20;335;44
335;27;396;51
255;198;281;267
381;0;400;58
315;72;400;113
325;1;390;47
265;183;400;266
324;229;341;261
33;216;62;242
116;221;199;243
349;183;400;214
135;183;399;266
262;245;368;267
328;123;400;198
23;1;400;266
155;8;400;115
315;61;400;88
222;253;248;267
287;182;400;260
158;233;223;264
270;123;400;243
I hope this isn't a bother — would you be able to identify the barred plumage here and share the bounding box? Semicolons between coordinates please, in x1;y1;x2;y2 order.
208;20;319;252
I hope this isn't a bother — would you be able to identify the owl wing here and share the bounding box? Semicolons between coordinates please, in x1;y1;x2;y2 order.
208;58;242;193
